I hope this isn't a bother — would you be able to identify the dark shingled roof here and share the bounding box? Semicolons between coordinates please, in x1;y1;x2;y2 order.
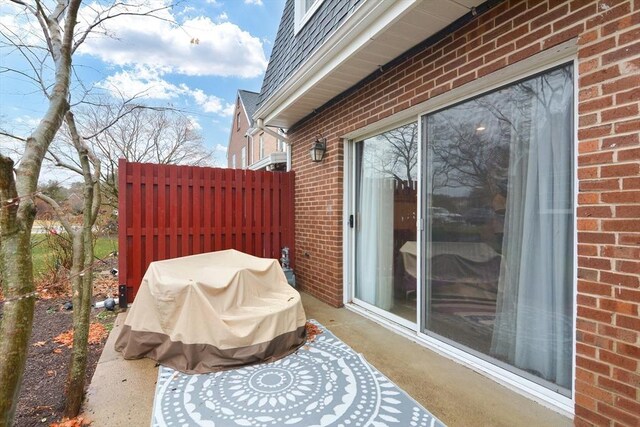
257;0;363;108
238;89;260;124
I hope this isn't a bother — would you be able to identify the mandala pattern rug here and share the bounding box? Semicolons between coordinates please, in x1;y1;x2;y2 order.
152;320;445;427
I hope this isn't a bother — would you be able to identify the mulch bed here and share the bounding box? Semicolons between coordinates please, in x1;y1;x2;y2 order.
11;299;118;427
1;269;120;427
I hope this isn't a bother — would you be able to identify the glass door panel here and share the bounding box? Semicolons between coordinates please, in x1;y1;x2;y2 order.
423;64;574;394
355;123;418;323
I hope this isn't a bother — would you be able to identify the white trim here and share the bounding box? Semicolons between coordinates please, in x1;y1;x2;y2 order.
416;113;424;330
571;56;579;402
256;0;419;124
294;0;325;34
342;138;355;306
344;119;421;326
248;152;287;171
352;298;416;330
339;40;579;417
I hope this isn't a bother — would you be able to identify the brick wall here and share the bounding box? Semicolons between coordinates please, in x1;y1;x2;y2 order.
287;0;639;424
228;96;249;168
228;96;281;169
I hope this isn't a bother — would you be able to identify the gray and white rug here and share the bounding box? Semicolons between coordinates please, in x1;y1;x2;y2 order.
152;320;445;427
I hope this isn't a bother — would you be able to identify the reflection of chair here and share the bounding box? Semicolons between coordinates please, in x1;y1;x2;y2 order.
399;241;417;299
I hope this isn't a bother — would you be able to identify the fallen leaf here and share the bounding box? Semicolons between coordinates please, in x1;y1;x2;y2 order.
53;330;74;348
33;341;47;347
305;321;323;344
49;415;91;426
53;323;108;349
52;348;62;354
47;370;56;377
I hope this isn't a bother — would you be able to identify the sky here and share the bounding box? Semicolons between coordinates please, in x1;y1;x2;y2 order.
0;0;286;183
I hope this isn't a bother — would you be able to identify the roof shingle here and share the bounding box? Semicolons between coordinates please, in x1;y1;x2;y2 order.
257;0;363;110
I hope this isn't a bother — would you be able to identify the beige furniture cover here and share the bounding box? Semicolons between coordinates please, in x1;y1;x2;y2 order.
115;249;306;374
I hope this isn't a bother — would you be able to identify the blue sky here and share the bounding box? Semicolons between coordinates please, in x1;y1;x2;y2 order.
0;0;285;175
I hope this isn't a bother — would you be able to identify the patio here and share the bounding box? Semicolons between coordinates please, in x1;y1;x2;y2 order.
83;292;572;426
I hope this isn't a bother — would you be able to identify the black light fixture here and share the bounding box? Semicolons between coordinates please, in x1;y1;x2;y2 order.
310;135;327;162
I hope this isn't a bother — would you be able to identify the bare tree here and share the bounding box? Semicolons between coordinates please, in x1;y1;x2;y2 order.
38;111;101;416
0;1;172;423
379;123;418;183
365;122;418;183
0;2;82;423
51;100;212;208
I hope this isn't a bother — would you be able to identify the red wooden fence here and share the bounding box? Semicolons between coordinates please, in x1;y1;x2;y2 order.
118;160;295;303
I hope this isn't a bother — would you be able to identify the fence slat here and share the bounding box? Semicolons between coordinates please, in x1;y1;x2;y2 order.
119;161;295;302
203;167;212;253
193;166;202;254
118;159;129;298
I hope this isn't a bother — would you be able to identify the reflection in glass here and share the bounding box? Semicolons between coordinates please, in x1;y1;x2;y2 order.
355;123;418;322
424;64;574;392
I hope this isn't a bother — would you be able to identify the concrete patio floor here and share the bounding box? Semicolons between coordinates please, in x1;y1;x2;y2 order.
83;292;572;426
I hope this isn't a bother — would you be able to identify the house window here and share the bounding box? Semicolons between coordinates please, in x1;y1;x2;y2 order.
248;135;253;164
236;111;241;131
241;147;247;169
294;0;324;34
232;154;236;169
259;134;265;159
422;64;574;393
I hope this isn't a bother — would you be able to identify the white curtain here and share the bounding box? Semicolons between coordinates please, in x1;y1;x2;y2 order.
356;176;394;311
491;70;573;389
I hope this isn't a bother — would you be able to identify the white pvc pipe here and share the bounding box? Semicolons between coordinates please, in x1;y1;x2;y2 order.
94;298;119;308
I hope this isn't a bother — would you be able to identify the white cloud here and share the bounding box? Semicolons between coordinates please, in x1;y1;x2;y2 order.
76;2;267;78
244;0;264;5
96;66;234;117
216;12;229;22
97;66;183;100
189;88;234;116
0;4;43;47
214;143;227;153
186;115;202;131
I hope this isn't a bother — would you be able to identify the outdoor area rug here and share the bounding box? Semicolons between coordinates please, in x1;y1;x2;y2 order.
152;320;445;427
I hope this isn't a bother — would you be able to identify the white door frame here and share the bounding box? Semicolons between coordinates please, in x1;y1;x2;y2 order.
340;40;578;417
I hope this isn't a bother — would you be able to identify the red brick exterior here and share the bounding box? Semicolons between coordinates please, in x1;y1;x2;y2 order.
227;95;279;169
287;0;640;424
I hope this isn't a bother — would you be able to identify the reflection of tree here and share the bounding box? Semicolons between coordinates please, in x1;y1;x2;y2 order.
366;123;417;183
429;110;509;204
428;67;572;210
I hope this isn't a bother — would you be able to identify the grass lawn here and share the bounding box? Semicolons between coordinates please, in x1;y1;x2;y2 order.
31;234;118;278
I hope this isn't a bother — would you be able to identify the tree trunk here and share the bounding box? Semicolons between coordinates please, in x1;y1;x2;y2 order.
63;229;86;417
64;199;95;417
63;111;101;417
0;157;37;426
0;1;80;420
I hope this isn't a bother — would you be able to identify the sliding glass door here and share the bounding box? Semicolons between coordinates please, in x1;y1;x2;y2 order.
354;123;418;324
422;64;574;393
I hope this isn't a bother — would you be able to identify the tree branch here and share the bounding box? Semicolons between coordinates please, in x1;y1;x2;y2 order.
72;4;175;53
0;131;27;142
34;192;75;236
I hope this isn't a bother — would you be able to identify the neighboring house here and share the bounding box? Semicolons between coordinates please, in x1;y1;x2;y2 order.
254;0;640;425
227;89;287;171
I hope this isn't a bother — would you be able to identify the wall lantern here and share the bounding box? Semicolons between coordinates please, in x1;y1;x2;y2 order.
310;136;327;162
